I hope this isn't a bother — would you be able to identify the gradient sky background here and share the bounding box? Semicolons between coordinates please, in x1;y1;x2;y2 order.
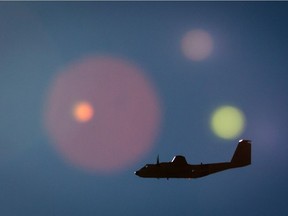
1;2;288;216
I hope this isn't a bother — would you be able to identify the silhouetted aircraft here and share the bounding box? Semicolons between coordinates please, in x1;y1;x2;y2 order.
135;139;251;179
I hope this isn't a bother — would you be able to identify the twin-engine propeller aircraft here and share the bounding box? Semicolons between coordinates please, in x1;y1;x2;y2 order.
135;139;251;179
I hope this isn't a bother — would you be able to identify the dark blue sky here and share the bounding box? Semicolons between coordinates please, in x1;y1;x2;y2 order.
0;2;288;216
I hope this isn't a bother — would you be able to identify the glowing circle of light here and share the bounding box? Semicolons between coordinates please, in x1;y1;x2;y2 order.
44;56;161;173
181;29;213;61
210;106;245;139
73;101;94;123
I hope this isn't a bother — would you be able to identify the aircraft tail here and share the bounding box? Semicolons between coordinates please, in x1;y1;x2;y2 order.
230;140;251;167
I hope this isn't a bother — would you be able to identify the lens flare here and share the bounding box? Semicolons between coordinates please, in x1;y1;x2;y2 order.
181;29;213;61
73;101;94;123
210;106;245;139
44;56;161;173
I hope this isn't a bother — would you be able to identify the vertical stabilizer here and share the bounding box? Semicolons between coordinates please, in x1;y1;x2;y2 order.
231;140;251;167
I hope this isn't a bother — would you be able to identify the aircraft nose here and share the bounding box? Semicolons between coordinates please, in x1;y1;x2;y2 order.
134;171;139;176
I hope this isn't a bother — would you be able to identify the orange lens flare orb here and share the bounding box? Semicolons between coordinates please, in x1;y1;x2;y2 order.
73;102;94;123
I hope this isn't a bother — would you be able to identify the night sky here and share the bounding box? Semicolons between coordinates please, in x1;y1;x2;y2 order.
1;2;288;216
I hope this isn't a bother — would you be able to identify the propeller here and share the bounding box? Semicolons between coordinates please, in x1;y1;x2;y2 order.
157;154;160;165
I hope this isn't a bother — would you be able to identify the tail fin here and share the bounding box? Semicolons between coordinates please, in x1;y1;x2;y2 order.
231;140;251;167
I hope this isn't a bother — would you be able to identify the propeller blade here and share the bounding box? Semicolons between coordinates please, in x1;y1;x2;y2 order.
157;154;159;164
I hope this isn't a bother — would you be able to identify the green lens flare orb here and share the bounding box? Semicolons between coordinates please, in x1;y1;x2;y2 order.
210;106;246;139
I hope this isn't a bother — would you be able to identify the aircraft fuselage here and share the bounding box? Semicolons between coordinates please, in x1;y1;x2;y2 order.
135;162;236;178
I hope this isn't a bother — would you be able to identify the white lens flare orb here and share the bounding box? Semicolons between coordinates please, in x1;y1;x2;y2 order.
210;106;246;139
181;29;213;61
